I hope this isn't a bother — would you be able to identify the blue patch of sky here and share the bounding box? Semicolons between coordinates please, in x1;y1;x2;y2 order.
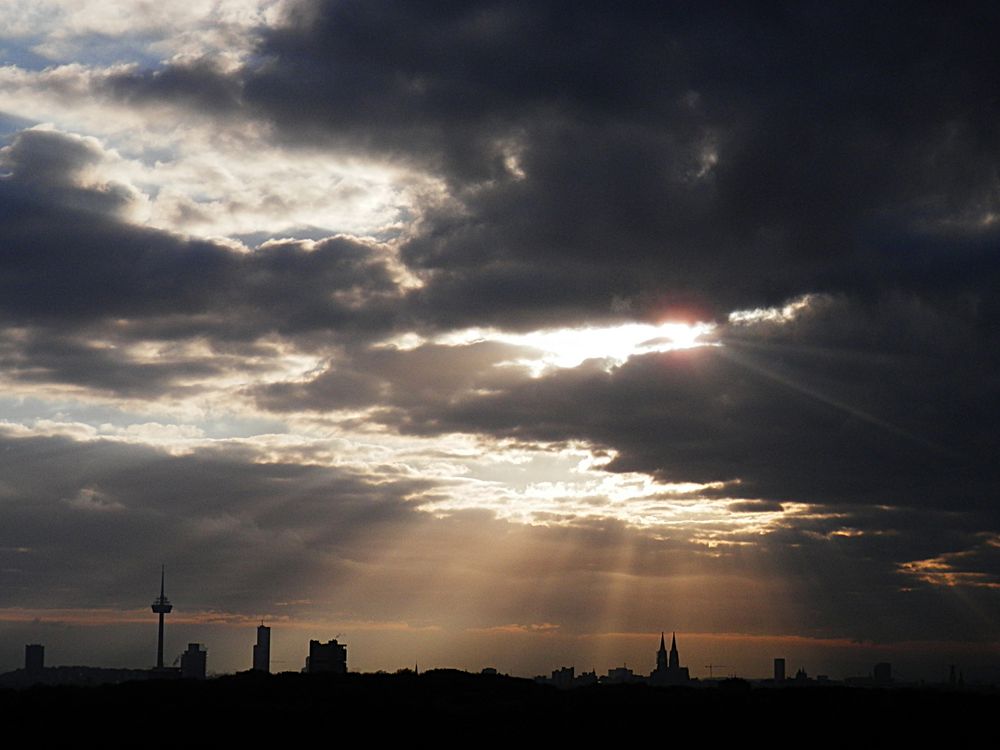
53;33;166;68
232;226;352;247
234;223;407;248
0;40;53;69
0;112;39;139
1;32;164;70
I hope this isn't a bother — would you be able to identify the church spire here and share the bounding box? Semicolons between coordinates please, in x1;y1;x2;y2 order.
652;631;690;685
656;631;668;671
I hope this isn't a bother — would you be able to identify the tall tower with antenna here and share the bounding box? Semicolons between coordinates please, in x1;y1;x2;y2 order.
151;565;173;670
253;621;271;673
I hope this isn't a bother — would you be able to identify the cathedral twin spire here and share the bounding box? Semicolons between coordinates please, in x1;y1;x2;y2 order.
652;631;688;684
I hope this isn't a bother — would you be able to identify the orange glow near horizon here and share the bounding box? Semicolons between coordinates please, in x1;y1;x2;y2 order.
6;605;998;679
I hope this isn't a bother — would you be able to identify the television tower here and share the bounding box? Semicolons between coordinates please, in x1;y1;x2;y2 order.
151;565;173;669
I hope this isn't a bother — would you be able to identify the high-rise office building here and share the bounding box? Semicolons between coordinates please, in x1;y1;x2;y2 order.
25;644;44;674
873;662;892;685
551;666;575;689
306;639;347;674
253;624;271;673
180;643;207;679
774;657;786;682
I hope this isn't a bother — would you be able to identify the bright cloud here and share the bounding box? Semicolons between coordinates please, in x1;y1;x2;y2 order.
429;321;717;374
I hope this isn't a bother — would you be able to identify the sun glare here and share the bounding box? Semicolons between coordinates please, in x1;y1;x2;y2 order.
426;321;716;373
499;321;715;371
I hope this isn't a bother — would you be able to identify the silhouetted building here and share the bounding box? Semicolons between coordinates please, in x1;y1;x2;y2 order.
307;639;347;674
180;643;207;679
873;662;892;685
25;644;44;674
150;566;173;670
536;666;599;688
253;624;270;673
575;670;598;687
551;666;575;689
604;665;638;684
774;657;786;682
650;632;690;685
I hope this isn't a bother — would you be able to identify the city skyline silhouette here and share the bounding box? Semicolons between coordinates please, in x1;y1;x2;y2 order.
1;569;984;688
2;557;997;683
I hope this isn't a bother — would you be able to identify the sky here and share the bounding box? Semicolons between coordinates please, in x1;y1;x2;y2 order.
1;1;999;682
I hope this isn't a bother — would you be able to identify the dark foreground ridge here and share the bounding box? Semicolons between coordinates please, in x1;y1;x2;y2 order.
3;670;998;742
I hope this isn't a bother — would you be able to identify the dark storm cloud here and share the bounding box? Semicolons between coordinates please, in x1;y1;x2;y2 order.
0;129;140;216
728;500;783;514
247;292;1000;642
7;1;1000;522
0;129;406;365
756;518;1000;643
0;329;226;396
106;59;243;114
2;424;994;648
254;339;538;411
104;1;1000;328
0;430;429;612
260;294;999;515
